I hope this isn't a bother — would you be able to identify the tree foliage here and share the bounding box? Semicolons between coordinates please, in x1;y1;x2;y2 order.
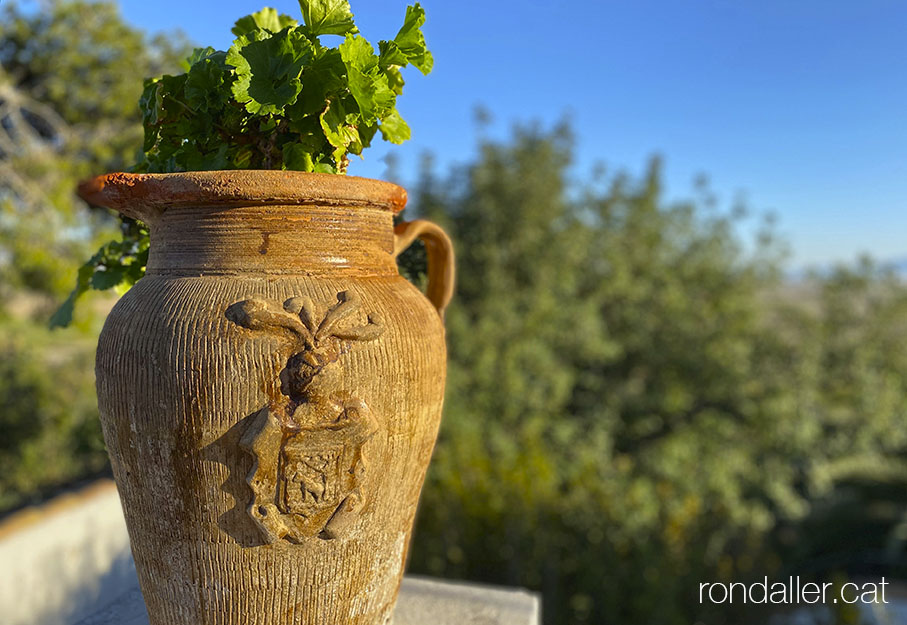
0;0;188;507
0;0;188;307
0;321;107;511
402;124;907;625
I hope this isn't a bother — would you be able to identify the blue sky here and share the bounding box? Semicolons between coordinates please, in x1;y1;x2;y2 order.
116;0;907;268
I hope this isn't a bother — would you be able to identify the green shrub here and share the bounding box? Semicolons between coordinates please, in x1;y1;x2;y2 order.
0;320;107;511
403;124;907;625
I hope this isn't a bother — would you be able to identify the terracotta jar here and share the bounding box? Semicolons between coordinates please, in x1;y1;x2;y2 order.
79;171;454;625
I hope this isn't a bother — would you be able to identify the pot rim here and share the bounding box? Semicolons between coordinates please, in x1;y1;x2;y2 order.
77;170;408;223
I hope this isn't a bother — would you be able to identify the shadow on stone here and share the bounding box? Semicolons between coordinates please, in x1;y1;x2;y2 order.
65;550;140;625
201;411;267;548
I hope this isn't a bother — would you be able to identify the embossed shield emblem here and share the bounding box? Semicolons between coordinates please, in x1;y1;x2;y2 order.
240;399;378;542
279;441;344;518
227;291;386;543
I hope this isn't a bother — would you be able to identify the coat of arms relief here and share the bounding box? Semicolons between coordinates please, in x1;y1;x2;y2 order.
226;291;386;543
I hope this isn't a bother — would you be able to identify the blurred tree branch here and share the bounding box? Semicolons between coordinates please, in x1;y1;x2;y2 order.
0;0;189;309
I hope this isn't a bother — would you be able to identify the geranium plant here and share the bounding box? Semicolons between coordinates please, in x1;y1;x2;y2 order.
52;0;432;326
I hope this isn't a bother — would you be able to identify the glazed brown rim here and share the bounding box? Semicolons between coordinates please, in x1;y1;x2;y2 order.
77;171;408;218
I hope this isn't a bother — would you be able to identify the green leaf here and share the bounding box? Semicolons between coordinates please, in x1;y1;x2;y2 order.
393;3;433;74
181;46;218;71
90;266;127;290
385;65;405;95
282;143;315;171
50;234;149;328
313;161;337;173
339;34;395;124
186;144;230;171
232;8;298;37
49;292;77;328
232;146;254;169
292;47;346;116
379;108;411;144
158;73;190;117
138;79;163;151
50;256;95;328
298;0;358;38
185;54;229;110
227;28;313;114
319;98;361;166
378;40;408;68
354;122;378;153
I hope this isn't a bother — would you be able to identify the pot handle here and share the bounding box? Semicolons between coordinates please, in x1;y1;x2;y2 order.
393;220;455;318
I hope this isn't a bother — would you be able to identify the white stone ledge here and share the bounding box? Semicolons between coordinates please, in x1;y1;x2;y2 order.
75;576;541;625
0;480;540;625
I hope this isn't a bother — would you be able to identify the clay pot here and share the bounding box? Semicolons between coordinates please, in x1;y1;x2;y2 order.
78;171;454;625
